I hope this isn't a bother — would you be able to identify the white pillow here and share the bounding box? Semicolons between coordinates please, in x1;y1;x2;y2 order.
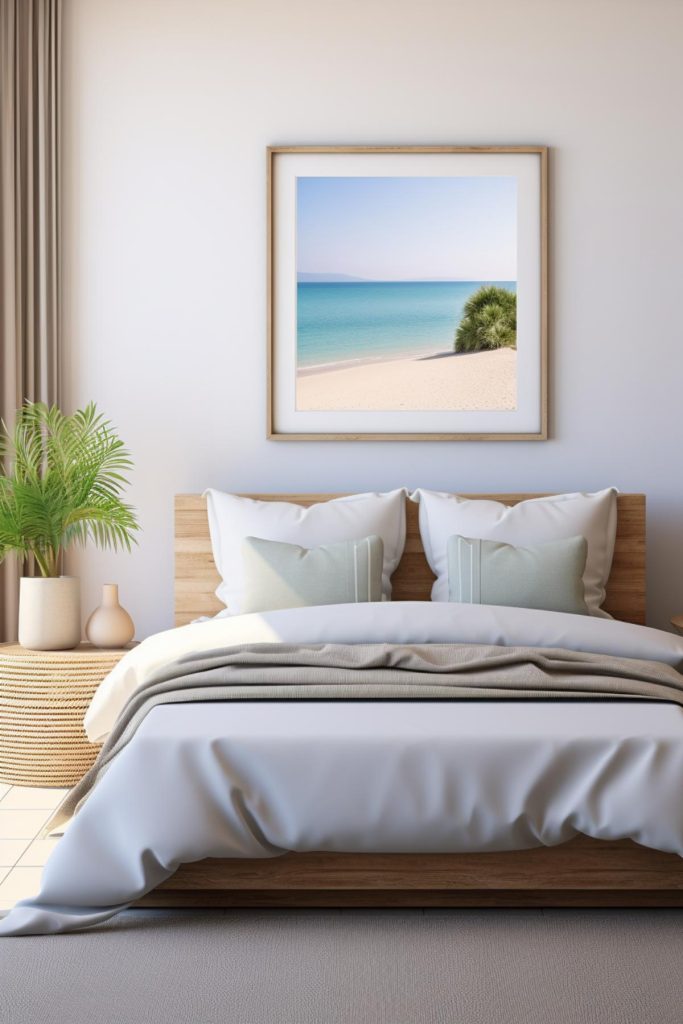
205;489;406;614
411;488;618;617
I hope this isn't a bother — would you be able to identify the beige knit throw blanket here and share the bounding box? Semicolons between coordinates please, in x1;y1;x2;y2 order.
52;641;683;829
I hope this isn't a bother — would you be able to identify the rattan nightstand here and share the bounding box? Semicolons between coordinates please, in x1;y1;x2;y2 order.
0;642;132;787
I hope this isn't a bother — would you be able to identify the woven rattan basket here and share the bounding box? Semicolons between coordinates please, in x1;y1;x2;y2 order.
0;643;129;787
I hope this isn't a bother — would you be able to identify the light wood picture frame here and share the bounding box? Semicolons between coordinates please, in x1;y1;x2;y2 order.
267;145;548;442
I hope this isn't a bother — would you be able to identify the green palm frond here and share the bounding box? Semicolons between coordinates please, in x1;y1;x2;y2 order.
0;402;140;577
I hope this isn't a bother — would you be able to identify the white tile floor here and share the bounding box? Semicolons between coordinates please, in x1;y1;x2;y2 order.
0;784;67;910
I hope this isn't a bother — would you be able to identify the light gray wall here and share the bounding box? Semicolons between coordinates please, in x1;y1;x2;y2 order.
62;0;683;637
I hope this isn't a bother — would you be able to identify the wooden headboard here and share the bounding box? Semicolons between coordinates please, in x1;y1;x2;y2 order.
175;493;646;627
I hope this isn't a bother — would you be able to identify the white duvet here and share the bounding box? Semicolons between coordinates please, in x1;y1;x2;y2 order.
3;602;683;936
86;601;683;742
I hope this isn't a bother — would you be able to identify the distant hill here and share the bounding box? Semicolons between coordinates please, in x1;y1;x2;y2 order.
297;272;367;283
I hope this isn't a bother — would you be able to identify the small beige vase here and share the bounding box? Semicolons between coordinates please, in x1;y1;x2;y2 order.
86;584;135;649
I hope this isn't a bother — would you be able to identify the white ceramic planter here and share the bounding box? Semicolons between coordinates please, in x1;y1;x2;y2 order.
18;576;81;651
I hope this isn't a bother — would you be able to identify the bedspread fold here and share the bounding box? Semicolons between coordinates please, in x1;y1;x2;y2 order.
53;640;683;831
3;640;683;936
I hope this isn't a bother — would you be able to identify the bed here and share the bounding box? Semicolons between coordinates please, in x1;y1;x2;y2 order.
4;489;683;937
144;492;683;910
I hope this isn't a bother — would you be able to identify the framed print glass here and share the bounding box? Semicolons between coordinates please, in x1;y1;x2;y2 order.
267;146;548;441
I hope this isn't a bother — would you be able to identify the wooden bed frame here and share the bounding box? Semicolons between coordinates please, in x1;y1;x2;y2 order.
140;492;683;908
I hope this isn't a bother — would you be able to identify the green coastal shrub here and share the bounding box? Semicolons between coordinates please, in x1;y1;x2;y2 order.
454;286;517;353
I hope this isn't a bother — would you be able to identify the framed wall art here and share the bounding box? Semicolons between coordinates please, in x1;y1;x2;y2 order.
267;146;548;441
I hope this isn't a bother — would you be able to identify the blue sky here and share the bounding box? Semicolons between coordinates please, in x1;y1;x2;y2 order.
296;176;517;281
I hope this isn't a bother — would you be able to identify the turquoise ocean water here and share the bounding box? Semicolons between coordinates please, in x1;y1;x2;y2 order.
297;281;517;371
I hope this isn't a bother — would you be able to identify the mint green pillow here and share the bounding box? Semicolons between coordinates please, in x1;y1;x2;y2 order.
241;534;384;613
447;534;589;615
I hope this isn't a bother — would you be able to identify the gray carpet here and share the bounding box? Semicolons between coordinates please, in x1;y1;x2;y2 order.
1;908;682;1024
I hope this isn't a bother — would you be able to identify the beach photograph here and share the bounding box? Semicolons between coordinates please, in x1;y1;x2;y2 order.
295;175;518;412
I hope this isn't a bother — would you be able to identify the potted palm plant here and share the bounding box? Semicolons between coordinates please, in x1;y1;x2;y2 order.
0;402;139;650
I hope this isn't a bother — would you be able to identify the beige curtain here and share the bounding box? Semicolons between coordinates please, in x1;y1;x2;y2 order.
0;0;61;642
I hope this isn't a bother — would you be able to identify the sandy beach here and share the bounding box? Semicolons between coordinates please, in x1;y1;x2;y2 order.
296;347;517;412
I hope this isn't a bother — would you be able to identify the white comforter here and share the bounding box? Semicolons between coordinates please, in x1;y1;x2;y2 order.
85;602;683;742
3;602;683;936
